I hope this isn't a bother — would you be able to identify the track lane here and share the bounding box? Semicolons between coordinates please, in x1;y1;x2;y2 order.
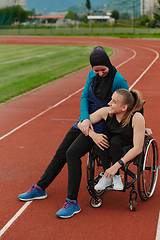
0;36;159;239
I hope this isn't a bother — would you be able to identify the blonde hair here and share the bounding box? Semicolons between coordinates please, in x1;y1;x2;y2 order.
114;89;143;127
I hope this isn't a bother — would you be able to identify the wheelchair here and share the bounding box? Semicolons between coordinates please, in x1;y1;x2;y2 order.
87;134;159;211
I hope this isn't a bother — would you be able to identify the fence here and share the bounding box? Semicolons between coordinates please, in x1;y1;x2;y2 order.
0;25;160;36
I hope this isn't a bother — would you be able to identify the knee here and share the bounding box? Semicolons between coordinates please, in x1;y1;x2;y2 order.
66;146;81;165
66;147;72;160
66;146;76;162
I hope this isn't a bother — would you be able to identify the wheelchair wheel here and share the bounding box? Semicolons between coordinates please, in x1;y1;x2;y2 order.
87;153;105;196
129;198;137;211
137;136;159;201
129;189;137;211
90;196;103;208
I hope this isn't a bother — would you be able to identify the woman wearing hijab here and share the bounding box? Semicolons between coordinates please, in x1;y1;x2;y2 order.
18;46;129;218
80;46;128;136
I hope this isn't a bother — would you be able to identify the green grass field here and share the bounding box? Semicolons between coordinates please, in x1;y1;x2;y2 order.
0;26;160;37
0;45;113;103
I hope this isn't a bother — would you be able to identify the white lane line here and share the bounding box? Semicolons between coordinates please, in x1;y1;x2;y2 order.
0;88;83;141
116;48;136;68
0;51;56;65
0;46;76;65
129;46;159;90
0;201;32;237
0;45;157;237
156;212;160;240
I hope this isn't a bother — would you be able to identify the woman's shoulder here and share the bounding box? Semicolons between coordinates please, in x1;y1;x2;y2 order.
114;71;124;80
84;69;96;86
132;111;144;119
88;69;96;78
132;112;145;125
112;72;129;92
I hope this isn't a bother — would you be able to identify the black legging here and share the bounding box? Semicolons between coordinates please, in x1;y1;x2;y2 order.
95;133;132;174
37;127;131;200
37;126;94;200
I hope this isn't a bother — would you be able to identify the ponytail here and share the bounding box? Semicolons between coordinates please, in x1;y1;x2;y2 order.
115;89;143;127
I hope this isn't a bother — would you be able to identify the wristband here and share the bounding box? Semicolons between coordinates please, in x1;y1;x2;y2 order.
118;159;124;167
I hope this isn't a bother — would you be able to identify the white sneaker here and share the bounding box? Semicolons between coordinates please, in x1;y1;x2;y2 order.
94;175;112;191
112;175;123;190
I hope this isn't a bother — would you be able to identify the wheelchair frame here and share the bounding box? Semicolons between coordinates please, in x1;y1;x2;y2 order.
87;135;159;211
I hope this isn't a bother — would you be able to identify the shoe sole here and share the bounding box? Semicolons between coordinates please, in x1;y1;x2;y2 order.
94;183;112;191
113;187;124;191
56;209;81;219
18;194;47;201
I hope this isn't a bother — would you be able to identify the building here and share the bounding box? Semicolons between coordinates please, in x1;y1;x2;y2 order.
141;0;159;17
0;0;26;10
28;12;68;25
87;11;114;23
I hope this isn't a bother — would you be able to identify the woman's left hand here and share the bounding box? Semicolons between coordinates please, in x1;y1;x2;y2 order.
91;133;109;150
104;162;120;178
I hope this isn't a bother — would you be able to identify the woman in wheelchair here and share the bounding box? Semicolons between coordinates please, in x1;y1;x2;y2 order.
79;88;145;191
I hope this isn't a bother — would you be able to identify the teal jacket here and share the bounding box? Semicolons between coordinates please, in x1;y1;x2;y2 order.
80;69;129;122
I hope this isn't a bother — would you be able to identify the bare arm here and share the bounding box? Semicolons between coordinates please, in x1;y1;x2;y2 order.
78;107;110;150
80;119;94;137
78;107;109;129
104;112;145;178
121;113;145;163
89;107;109;124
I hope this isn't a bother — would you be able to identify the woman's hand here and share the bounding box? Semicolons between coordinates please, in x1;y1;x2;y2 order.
104;162;121;178
80;119;94;136
91;132;109;150
145;128;152;136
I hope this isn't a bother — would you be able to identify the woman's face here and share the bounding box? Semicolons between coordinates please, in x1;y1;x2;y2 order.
108;92;127;114
92;65;109;77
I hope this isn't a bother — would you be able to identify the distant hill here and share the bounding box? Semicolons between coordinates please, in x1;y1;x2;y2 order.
27;0;140;17
27;0;111;14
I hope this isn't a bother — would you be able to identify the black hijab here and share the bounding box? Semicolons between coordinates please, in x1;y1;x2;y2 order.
90;46;117;100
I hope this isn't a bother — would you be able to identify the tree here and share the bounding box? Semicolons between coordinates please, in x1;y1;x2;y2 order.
65;11;75;20
27;8;36;18
120;12;130;21
86;0;91;12
153;0;160;22
13;5;28;23
111;10;119;23
0;5;28;25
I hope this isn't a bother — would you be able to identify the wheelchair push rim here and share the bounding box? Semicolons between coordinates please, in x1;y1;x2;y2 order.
87;153;105;197
137;136;159;201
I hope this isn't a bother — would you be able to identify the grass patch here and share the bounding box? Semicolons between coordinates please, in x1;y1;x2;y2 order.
0;45;113;103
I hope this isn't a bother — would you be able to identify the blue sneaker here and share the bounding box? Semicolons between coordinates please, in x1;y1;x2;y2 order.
56;198;81;218
18;185;47;201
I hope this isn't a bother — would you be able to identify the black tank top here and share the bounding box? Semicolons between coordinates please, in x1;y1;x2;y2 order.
105;114;134;145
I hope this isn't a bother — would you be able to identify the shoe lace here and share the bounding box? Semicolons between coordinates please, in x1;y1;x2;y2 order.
26;185;36;193
62;201;73;210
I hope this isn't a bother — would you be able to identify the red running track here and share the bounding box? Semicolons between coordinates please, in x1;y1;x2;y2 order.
0;36;160;240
